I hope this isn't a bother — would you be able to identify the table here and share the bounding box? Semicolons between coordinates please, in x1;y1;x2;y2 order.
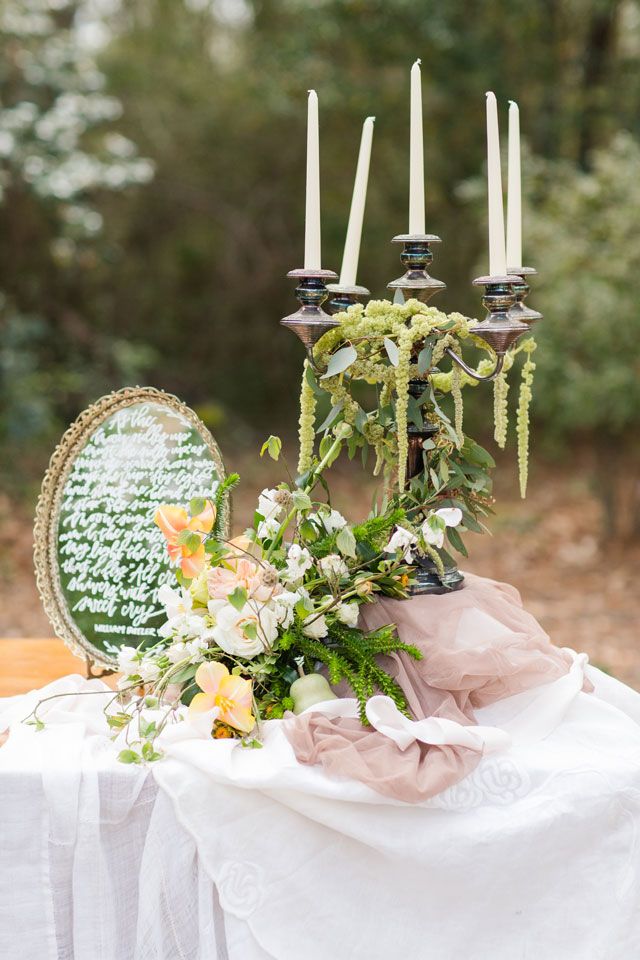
2;664;640;959
0;638;118;696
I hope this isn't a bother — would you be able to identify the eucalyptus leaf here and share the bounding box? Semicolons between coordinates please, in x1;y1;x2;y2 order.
417;344;433;373
336;525;357;559
407;395;423;428
383;337;400;366
170;663;198;684
305;364;325;396
316;401;344;433
354;407;367;433
446;525;468;557
320;345;357;379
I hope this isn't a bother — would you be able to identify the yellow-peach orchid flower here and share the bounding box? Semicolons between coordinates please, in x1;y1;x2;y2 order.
154;500;216;578
189;662;255;734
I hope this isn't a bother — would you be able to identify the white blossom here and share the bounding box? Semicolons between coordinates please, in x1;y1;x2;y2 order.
421;508;463;550
284;544;313;583
212;601;278;659
384;526;418;563
318;553;349;579
117;645;141;676
317;508;347;534
302;613;329;640
335;602;360;628
272;590;301;628
256;487;282;540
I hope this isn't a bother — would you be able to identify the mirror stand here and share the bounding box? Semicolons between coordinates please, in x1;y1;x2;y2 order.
86;656;116;680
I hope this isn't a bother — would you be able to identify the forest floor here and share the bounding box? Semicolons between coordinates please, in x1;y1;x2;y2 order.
2;448;638;689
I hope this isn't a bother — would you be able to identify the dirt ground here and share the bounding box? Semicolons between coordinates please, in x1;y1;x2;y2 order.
2;448;638;689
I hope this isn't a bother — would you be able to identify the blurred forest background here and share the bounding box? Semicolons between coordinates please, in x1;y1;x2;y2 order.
0;0;638;683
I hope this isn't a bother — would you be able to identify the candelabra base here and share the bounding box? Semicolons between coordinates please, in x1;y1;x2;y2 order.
388;234;446;304
409;556;465;595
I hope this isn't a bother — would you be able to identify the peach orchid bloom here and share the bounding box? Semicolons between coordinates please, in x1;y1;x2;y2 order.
154;500;216;579
189;662;255;734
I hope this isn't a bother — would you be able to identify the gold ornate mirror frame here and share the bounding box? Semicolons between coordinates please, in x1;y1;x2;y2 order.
34;386;229;674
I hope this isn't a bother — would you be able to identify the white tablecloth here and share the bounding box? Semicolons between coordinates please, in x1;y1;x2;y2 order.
2;661;640;960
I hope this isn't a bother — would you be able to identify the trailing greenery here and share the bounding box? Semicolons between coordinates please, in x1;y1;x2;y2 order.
298;297;537;568
281;620;421;724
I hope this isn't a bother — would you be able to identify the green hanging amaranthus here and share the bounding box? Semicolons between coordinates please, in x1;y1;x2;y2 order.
297;298;536;556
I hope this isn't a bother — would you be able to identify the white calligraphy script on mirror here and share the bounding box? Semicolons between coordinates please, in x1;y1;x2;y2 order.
34;388;229;670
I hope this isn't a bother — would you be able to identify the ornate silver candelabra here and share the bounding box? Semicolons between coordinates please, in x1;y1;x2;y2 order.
280;232;541;594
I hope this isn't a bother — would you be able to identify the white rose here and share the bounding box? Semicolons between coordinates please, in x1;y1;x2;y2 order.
318;553;349;579
284;544;313;583
302;613;329;640
139;660;161;683
335;601;359;628
384;526;418;563
213;602;279;659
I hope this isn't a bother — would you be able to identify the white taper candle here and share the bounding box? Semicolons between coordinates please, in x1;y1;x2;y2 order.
409;59;425;235
506;99;522;270
304;89;321;270
485;91;507;276
339;116;375;287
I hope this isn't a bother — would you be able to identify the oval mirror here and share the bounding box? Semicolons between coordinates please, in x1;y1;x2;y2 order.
34;387;229;671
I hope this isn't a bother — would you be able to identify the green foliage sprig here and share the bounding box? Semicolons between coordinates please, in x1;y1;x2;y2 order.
281;620;421;724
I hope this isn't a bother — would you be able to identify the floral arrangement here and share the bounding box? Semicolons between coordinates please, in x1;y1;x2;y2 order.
25;297;535;761
81;428;471;759
299;297;536;533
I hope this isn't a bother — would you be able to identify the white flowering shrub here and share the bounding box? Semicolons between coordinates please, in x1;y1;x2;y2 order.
0;0;155;466
0;0;153;243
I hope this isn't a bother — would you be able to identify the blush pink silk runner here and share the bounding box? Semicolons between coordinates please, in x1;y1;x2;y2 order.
285;573;593;803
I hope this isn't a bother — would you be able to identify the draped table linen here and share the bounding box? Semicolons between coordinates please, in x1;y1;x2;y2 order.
2;575;640;959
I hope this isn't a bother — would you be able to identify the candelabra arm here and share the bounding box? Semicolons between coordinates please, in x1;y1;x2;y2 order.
444;347;504;383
